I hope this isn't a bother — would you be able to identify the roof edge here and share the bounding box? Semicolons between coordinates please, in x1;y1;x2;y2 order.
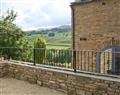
70;0;94;6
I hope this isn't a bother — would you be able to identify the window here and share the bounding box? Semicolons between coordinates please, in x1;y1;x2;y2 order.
80;37;87;41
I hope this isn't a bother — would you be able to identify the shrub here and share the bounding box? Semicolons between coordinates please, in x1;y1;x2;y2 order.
34;37;46;64
46;49;72;64
48;33;55;37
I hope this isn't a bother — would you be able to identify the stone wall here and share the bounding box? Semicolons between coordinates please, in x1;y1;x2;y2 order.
0;61;8;77
71;0;120;51
0;61;120;95
71;0;120;72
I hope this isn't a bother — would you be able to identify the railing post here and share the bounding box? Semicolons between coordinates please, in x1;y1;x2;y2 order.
112;50;116;74
111;37;114;46
73;50;76;72
33;48;36;66
96;52;101;73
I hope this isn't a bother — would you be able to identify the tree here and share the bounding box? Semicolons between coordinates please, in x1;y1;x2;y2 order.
34;37;46;64
48;33;55;37
0;9;24;47
2;9;17;22
0;10;31;61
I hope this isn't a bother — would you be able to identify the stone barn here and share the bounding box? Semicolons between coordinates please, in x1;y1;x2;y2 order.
71;0;120;74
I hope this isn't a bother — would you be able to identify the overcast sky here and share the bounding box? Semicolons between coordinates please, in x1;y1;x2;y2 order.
0;0;74;30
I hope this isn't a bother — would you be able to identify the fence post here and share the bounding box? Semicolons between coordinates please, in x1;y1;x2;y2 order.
33;48;36;66
73;50;76;72
96;52;101;73
111;37;114;45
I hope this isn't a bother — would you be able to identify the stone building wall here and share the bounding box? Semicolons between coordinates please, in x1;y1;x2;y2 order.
0;61;120;95
71;0;120;51
71;0;120;72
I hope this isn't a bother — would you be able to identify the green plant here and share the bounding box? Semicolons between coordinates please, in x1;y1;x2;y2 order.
48;33;55;37
46;49;72;64
34;37;46;64
0;10;32;61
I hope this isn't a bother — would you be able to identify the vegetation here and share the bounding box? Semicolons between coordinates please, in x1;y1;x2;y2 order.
27;25;71;35
0;9;72;66
26;32;71;49
25;25;71;49
48;33;55;37
46;49;72;65
34;37;46;64
0;10;31;60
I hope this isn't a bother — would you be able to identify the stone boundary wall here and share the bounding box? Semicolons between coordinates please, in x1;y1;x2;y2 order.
0;61;120;95
0;61;8;77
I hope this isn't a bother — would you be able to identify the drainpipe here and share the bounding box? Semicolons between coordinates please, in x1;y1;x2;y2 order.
70;4;75;50
70;4;76;72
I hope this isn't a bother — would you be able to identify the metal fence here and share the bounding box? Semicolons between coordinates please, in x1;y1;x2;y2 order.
33;48;72;69
0;47;120;75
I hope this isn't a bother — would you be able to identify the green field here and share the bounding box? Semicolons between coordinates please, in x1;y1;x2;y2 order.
26;32;71;49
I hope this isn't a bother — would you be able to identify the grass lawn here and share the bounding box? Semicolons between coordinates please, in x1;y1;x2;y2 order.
47;43;71;49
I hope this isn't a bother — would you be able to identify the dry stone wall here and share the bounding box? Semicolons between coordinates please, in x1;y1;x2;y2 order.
0;61;120;95
0;61;8;77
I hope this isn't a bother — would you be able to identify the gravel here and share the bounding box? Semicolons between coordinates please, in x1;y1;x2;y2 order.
0;77;66;95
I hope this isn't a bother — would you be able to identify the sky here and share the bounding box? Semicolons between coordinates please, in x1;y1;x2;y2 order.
0;0;74;30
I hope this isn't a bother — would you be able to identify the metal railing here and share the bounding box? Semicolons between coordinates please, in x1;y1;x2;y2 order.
33;48;72;69
0;47;120;75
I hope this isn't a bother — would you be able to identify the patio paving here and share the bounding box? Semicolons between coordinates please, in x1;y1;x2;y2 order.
0;77;66;95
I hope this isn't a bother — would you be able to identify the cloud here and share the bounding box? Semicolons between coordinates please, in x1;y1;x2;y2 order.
1;0;74;30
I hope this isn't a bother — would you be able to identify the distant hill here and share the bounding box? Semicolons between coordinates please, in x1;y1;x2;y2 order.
26;25;71;35
47;25;71;33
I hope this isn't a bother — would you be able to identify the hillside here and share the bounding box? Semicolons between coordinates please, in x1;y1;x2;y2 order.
25;25;72;49
26;25;71;35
